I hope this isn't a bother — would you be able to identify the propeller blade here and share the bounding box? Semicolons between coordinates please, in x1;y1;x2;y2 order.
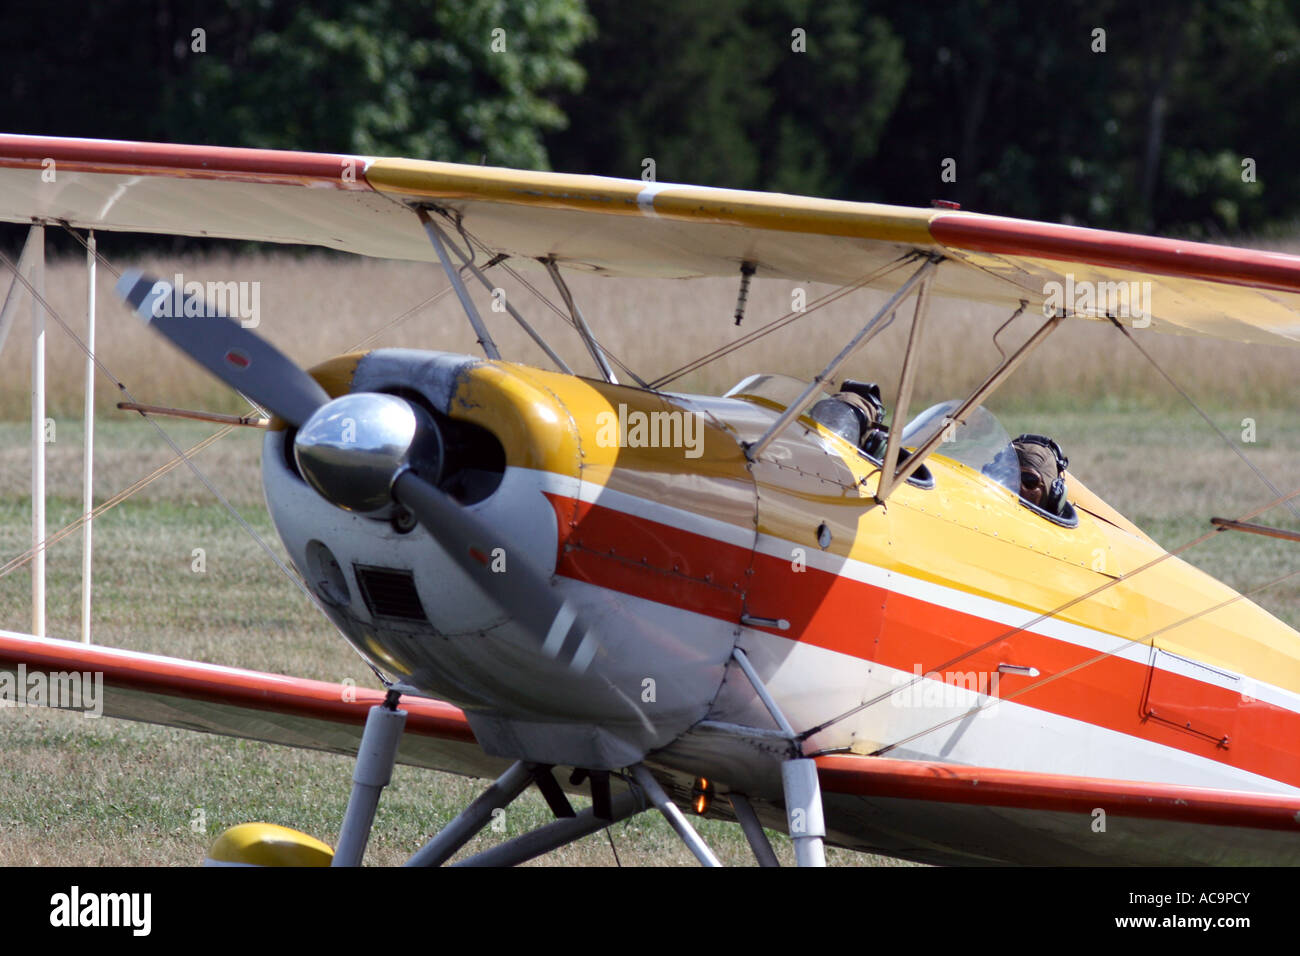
115;269;329;428
391;470;602;674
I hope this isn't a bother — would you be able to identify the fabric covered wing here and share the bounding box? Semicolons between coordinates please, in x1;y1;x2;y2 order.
0;629;504;778
817;754;1300;865
2;134;1300;345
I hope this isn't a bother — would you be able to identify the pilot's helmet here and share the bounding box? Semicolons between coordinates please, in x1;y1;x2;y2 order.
809;382;883;447
1012;434;1068;514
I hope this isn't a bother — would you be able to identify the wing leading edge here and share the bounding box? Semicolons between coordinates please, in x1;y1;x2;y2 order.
0;629;503;778
2;133;1299;346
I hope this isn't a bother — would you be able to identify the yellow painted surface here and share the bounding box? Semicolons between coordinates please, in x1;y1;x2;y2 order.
863;446;1300;696
308;352;366;398
206;822;333;867
317;353;1300;696
448;361;753;484
265;351;367;431
365;158;938;245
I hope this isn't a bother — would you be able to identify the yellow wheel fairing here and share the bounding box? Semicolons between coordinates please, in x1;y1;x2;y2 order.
205;822;334;867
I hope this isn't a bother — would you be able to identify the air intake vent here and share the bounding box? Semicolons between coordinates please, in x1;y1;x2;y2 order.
354;565;427;622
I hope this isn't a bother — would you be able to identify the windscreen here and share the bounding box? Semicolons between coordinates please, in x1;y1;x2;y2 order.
900;401;1020;494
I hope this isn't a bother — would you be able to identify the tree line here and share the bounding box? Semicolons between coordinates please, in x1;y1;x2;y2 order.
3;0;1297;237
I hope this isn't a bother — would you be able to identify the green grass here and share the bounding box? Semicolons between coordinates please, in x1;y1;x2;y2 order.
0;418;900;866
0;372;1297;865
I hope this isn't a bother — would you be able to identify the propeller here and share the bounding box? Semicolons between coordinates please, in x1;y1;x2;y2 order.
115;271;603;675
390;469;600;673
117;270;329;427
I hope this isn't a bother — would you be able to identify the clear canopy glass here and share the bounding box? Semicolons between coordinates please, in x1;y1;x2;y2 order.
900;400;1020;494
726;376;1021;495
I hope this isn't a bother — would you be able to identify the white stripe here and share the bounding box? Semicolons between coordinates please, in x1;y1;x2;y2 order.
738;629;1300;796
506;468;1300;717
569;633;598;674
748;531;1300;714
636;182;680;216
518;467;756;550
541;603;576;658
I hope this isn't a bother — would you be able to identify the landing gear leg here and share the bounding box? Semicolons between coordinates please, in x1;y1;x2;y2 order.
332;689;407;866
405;760;535;867
729;792;779;867
731;647;828;867
631;764;722;867
782;758;827;867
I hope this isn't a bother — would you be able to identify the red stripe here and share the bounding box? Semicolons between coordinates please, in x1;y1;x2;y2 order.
547;493;751;622
555;495;1300;787
0;134;370;189
817;755;1300;831
0;631;475;743
931;213;1300;295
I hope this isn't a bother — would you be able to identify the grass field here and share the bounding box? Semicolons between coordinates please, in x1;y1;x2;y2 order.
0;249;1297;866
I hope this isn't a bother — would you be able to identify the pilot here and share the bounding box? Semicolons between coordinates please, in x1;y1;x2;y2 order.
809;380;887;458
1012;434;1069;515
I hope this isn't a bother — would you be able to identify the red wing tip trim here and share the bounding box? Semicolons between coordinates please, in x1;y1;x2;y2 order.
0;134;373;189
931;212;1300;295
817;754;1300;831
0;630;475;743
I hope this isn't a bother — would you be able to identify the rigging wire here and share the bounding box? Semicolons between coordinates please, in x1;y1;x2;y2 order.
2;236;392;686
797;483;1300;743
1107;315;1300;520
649;255;915;389
0;426;234;579
344;283;459;355
61;219;460;363
864;559;1300;758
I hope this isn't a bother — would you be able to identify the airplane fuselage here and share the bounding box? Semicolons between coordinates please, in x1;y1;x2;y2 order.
261;349;1300;811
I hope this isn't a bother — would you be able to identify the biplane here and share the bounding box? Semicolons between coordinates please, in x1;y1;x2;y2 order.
1;132;1300;866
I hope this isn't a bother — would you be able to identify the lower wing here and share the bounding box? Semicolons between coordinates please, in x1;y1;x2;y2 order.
5;628;1298;864
0;629;503;779
817;753;1300;865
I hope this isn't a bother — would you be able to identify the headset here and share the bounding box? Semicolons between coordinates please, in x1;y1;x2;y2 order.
838;381;886;458
839;380;884;424
1013;433;1069;515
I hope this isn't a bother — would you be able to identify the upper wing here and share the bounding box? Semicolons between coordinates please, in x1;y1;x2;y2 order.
0;628;504;779
2;133;1299;346
817;753;1300;865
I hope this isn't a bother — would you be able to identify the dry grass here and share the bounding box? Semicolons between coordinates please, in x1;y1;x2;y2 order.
2;246;1298;419
0;248;1297;866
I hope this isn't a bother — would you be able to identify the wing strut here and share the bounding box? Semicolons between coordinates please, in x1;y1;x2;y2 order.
876;310;1064;501
414;208;502;360
419;207;574;374
876;266;934;500
744;255;940;462
544;257;619;385
1210;517;1300;543
731;647;826;866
